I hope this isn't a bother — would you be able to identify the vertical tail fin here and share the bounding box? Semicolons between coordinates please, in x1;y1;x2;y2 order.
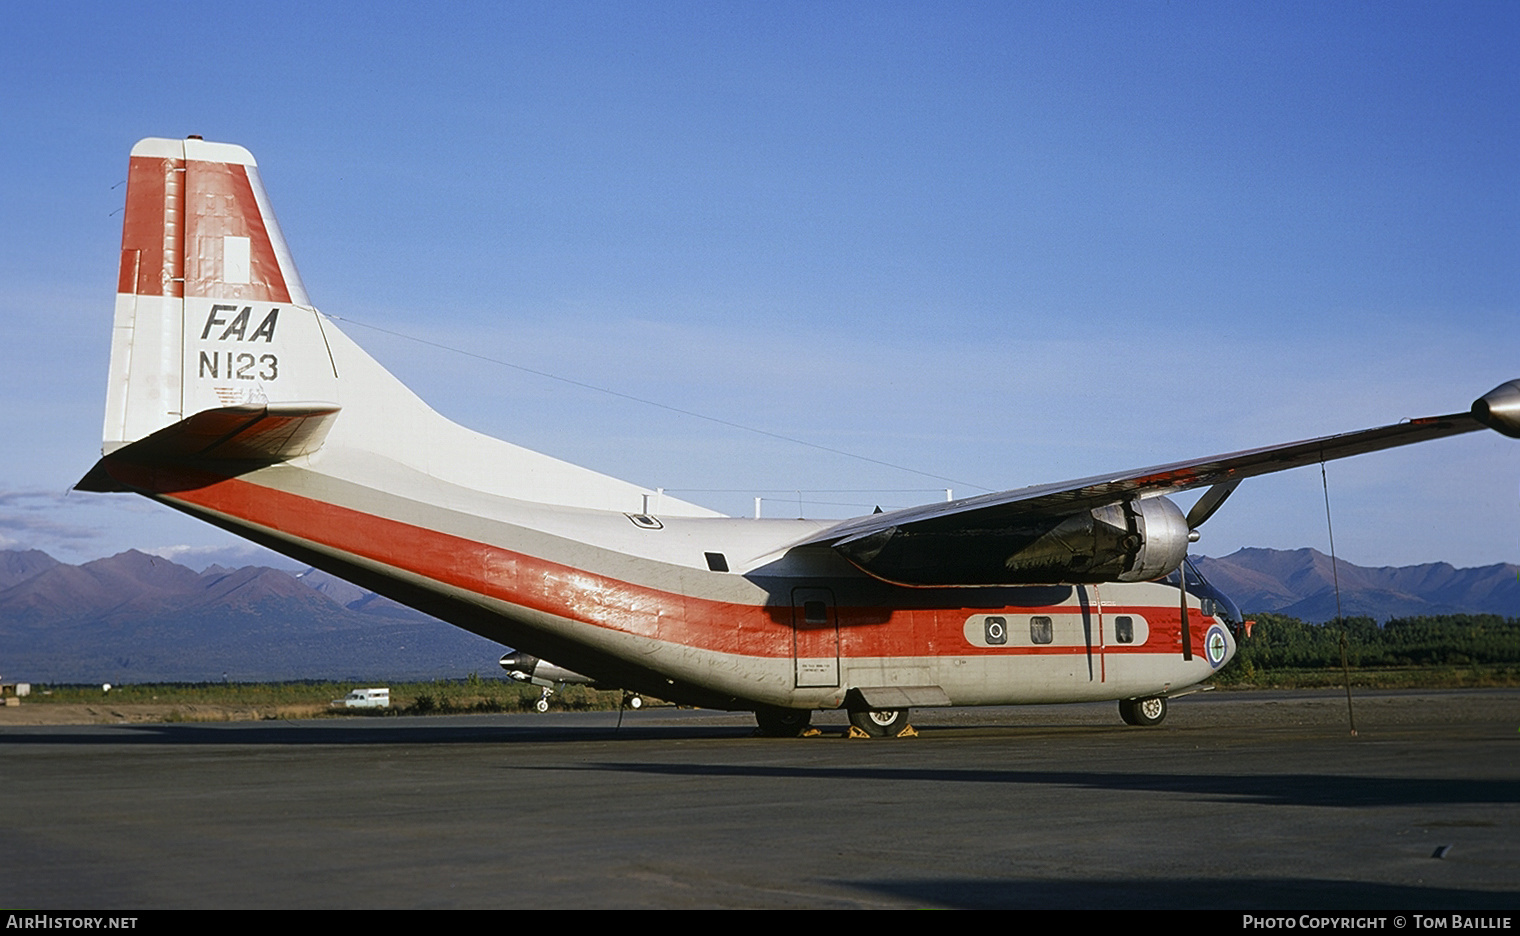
92;137;720;516
104;137;335;453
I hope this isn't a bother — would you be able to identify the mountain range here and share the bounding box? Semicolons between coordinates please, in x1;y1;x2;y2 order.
0;549;504;684
1;547;1514;684
1193;548;1519;622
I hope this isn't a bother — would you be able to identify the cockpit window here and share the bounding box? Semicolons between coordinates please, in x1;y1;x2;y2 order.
1168;558;1243;628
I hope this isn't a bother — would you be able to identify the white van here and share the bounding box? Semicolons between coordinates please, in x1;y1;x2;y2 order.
332;688;390;709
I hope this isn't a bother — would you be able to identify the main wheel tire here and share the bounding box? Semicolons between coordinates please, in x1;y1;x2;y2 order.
754;707;812;737
848;707;909;738
534;697;550;713
1119;696;1166;726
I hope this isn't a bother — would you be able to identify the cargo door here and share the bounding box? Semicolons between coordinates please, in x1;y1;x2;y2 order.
791;587;839;688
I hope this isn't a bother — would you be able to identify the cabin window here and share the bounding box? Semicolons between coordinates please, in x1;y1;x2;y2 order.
1115;616;1134;644
803;600;828;625
626;513;663;530
984;616;1007;645
704;552;729;572
1029;616;1053;645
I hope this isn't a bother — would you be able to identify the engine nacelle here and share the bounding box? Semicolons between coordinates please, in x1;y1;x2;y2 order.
1473;380;1520;439
1113;495;1193;582
833;495;1192;586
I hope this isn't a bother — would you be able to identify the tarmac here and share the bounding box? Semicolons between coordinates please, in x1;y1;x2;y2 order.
1;689;1516;910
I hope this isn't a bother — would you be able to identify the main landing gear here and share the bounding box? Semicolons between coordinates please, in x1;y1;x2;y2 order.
847;707;912;738
1119;696;1168;726
753;706;915;738
754;707;813;738
753;707;920;738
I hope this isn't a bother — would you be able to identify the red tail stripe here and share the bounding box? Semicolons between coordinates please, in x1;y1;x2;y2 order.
184;162;290;303
120;155;180;297
118;155;290;302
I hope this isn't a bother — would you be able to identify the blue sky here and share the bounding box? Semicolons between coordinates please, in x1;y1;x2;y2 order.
1;1;1516;571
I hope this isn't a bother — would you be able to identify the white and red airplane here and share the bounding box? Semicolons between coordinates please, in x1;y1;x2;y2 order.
79;137;1520;737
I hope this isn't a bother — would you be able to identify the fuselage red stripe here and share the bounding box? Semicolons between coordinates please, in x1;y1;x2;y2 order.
110;461;1198;660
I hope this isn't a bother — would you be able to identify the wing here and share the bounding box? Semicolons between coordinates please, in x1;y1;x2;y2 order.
797;379;1520;587
806;410;1482;548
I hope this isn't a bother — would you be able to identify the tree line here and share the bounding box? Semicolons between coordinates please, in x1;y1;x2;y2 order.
1231;613;1520;671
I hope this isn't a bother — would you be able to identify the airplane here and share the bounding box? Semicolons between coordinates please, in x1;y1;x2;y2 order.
78;137;1520;738
498;652;643;712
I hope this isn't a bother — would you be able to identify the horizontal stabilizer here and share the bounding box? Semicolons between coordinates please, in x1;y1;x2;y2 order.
77;402;340;492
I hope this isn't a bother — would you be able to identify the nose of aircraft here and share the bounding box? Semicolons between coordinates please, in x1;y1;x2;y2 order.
1205;619;1238;671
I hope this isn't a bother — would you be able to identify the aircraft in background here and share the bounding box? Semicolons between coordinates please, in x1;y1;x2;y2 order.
499;652;643;712
80;137;1520;737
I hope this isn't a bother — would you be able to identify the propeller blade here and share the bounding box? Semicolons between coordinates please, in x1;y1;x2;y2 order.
1180;558;1193;661
1186;479;1242;530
